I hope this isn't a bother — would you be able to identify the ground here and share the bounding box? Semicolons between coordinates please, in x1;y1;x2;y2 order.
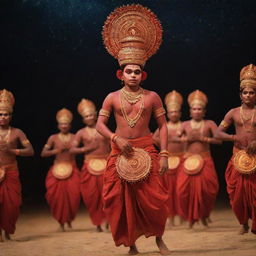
1;204;255;256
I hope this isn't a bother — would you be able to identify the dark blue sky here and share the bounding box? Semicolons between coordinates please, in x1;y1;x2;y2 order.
0;0;256;202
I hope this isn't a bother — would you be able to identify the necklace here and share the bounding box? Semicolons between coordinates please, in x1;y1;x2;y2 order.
168;121;181;131
85;126;97;139
239;106;256;132
121;87;143;104
120;89;144;128
58;133;71;144
0;127;11;148
190;119;204;131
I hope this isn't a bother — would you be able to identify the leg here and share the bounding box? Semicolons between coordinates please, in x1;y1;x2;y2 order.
201;218;209;228
4;231;11;240
96;225;103;232
128;244;139;255
58;223;65;232
238;223;249;235
167;216;175;228
0;229;3;242
67;222;72;229
156;236;171;255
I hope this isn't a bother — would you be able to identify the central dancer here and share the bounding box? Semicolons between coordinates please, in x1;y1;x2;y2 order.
96;4;170;255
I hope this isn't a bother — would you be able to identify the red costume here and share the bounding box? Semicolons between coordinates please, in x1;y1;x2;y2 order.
163;154;183;217
226;155;256;234
103;135;168;247
80;158;106;226
176;154;219;223
0;164;21;234
45;165;80;225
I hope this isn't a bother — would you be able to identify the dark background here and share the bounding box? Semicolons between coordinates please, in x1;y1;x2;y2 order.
0;0;256;207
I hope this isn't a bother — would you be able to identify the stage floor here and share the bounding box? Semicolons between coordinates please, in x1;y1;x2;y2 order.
1;205;255;256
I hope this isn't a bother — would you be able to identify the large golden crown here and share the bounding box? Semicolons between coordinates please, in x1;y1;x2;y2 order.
188;90;208;108
77;99;96;117
240;64;256;89
102;4;163;67
56;108;73;124
164;90;183;111
0;89;15;113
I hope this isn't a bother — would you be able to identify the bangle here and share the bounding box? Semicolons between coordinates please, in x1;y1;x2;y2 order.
110;133;118;143
181;137;187;142
203;137;211;143
15;149;20;156
159;150;169;158
231;135;236;141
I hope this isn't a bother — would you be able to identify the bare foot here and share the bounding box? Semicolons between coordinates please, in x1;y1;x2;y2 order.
128;245;139;255
238;224;249;235
201;218;209;228
206;217;212;223
57;224;65;232
4;232;11;240
105;222;109;230
167;216;174;228
188;222;194;229
0;233;3;242
67;222;72;229
156;237;171;255
96;225;103;232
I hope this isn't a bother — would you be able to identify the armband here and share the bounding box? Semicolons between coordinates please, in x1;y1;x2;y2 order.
154;107;166;119
219;120;229;128
99;109;110;118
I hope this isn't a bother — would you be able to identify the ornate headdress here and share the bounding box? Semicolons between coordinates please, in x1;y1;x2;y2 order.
188;90;208;108
0;89;15;113
102;4;163;67
56;108;73;124
240;64;256;89
77;99;96;117
164;90;183;111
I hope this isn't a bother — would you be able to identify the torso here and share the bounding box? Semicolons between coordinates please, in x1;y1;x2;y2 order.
78;127;110;157
232;107;256;149
183;120;214;154
111;89;158;138
0;127;22;166
167;121;184;153
51;133;76;164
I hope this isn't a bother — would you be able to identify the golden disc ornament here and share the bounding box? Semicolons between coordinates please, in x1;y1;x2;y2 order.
87;159;107;175
0;168;5;183
116;147;151;182
52;163;73;180
183;154;204;175
102;4;163;67
233;150;256;174
167;156;180;174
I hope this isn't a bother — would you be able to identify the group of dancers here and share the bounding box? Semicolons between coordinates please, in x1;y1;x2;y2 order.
0;4;255;256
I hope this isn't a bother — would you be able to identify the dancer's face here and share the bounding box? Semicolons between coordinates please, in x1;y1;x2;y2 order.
240;87;256;105
190;105;205;121
122;64;142;88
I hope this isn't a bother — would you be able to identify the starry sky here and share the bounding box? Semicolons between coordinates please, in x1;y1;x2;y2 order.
0;0;256;204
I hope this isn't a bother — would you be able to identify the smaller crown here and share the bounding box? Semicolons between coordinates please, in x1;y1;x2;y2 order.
77;99;96;117
164;90;183;111
0;89;15;113
56;108;73;123
240;64;256;89
188;90;208;108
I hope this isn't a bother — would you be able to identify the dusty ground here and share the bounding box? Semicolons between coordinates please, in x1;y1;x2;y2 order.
0;205;255;256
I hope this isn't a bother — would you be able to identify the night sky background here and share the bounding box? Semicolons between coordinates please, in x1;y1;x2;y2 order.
1;0;256;207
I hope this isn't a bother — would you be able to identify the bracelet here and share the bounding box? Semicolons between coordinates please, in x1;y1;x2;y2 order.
203;137;211;143
15;149;20;156
159;150;169;158
181;137;187;143
231;134;236;141
110;133;119;143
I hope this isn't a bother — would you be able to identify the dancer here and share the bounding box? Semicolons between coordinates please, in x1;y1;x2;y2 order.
0;89;34;241
176;90;220;228
41;108;80;231
96;4;170;255
70;99;110;232
153;90;185;227
215;64;256;235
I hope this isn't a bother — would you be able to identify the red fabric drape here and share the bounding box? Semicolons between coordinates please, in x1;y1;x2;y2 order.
0;169;21;234
226;160;256;234
176;157;219;223
103;135;168;247
80;163;105;226
45;166;80;225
